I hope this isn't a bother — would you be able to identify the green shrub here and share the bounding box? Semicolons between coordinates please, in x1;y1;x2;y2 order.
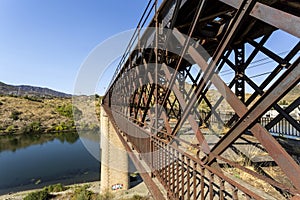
10;110;22;120
72;185;92;200
279;100;289;105
56;104;82;119
54;123;66;131
31;121;42;132
24;121;42;134
5;125;15;133
23;190;49;200
53;121;75;132
56;104;73;118
9;94;18;98
44;183;67;193
24;95;43;102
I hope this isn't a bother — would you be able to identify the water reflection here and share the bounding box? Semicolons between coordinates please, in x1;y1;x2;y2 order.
0;132;100;195
0;132;79;153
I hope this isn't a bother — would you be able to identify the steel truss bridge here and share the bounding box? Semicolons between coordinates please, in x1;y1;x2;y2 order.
103;0;300;199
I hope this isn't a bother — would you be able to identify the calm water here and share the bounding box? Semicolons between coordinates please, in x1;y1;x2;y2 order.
0;132;100;195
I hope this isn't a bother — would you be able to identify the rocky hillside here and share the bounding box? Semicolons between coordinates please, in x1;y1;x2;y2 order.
0;81;71;98
282;84;300;104
0;95;101;135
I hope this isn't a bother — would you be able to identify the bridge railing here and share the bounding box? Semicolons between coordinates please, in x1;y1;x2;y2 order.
110;110;298;199
113;110;152;164
260;117;300;138
199;110;300;138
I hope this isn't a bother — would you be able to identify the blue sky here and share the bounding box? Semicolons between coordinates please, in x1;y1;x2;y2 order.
0;0;298;95
0;0;150;94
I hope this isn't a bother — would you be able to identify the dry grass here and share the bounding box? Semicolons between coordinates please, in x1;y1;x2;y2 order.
222;142;293;199
0;95;101;134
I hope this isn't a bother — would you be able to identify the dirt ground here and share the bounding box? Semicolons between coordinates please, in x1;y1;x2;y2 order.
0;181;152;200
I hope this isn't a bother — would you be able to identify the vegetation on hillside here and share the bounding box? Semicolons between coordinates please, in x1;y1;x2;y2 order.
0;95;102;135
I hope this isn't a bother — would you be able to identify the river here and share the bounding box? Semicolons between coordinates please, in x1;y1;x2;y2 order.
0;132;100;195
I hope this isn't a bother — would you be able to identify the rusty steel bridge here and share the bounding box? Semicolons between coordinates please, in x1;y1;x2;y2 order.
102;0;300;199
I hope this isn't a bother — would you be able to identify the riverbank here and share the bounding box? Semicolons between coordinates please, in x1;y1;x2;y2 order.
0;181;151;200
0;95;101;135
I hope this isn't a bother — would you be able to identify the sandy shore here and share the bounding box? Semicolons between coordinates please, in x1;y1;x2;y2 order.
0;181;151;200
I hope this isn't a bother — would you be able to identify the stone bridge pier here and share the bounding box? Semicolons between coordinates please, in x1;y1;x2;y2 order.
100;106;129;192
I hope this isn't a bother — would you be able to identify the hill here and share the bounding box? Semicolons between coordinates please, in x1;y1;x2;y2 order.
0;95;101;135
282;84;300;104
0;96;75;134
0;81;71;98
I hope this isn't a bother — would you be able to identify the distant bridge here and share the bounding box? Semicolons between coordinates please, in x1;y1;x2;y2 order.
101;0;300;199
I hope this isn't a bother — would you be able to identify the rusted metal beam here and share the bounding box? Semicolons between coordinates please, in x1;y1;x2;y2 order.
219;0;300;38
206;58;300;189
250;2;300;38
162;64;211;153
219;0;242;9
220;0;300;38
169;0;258;149
210;0;258;65
247;38;287;65
243;75;300;133
265;97;300;131
159;0;206;114
244;42;300;109
174;27;300;190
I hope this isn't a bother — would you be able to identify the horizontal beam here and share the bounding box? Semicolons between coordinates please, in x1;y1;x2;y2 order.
250;2;300;38
219;0;300;38
220;0;300;38
219;0;242;9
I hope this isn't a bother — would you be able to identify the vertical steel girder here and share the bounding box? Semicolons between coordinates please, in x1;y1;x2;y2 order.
104;0;300;199
234;45;245;102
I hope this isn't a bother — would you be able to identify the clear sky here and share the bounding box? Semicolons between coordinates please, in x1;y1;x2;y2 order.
0;0;298;95
0;0;151;94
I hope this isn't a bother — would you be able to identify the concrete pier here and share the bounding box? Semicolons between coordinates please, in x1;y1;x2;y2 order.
100;106;129;192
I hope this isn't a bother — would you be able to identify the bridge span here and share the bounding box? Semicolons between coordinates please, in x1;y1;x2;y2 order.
101;0;300;199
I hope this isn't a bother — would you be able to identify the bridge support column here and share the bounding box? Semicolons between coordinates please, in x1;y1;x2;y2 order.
100;106;129;193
